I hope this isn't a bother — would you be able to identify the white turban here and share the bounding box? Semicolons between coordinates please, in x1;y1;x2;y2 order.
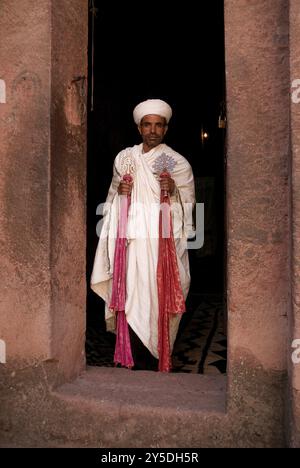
133;99;172;126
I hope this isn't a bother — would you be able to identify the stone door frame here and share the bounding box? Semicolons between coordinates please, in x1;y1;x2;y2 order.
1;0;300;447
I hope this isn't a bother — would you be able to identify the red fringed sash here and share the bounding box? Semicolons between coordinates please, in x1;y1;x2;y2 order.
157;172;186;372
109;175;134;368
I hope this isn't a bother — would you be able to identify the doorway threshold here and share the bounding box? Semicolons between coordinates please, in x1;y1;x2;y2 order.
53;366;226;413
50;367;227;447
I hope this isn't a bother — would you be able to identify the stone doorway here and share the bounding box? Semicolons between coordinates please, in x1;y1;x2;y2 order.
85;0;227;374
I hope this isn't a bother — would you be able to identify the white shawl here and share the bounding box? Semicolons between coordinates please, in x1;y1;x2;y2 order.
91;143;195;358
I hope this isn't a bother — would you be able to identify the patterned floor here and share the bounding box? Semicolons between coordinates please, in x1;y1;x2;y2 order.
172;294;227;374
85;294;227;374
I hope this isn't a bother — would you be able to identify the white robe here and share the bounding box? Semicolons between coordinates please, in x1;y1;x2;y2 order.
91;143;195;358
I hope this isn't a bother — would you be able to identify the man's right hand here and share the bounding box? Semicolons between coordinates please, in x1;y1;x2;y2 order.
118;181;132;195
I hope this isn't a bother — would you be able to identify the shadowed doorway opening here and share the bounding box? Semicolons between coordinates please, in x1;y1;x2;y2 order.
86;1;227;374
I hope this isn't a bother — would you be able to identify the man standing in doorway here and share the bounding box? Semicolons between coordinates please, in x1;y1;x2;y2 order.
91;99;195;371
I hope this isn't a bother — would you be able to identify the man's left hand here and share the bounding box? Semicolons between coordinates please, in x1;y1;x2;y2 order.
159;177;175;195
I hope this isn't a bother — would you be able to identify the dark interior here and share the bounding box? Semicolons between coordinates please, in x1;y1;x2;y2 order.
86;1;226;370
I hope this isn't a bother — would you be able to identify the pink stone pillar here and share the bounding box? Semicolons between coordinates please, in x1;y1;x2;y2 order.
50;0;88;381
0;0;87;381
0;0;52;366
289;0;300;448
225;0;290;445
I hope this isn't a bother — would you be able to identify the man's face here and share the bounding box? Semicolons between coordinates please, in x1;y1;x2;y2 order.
138;114;168;151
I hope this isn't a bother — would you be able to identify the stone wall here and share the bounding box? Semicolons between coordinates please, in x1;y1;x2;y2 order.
225;0;290;446
289;0;300;448
0;0;88;382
